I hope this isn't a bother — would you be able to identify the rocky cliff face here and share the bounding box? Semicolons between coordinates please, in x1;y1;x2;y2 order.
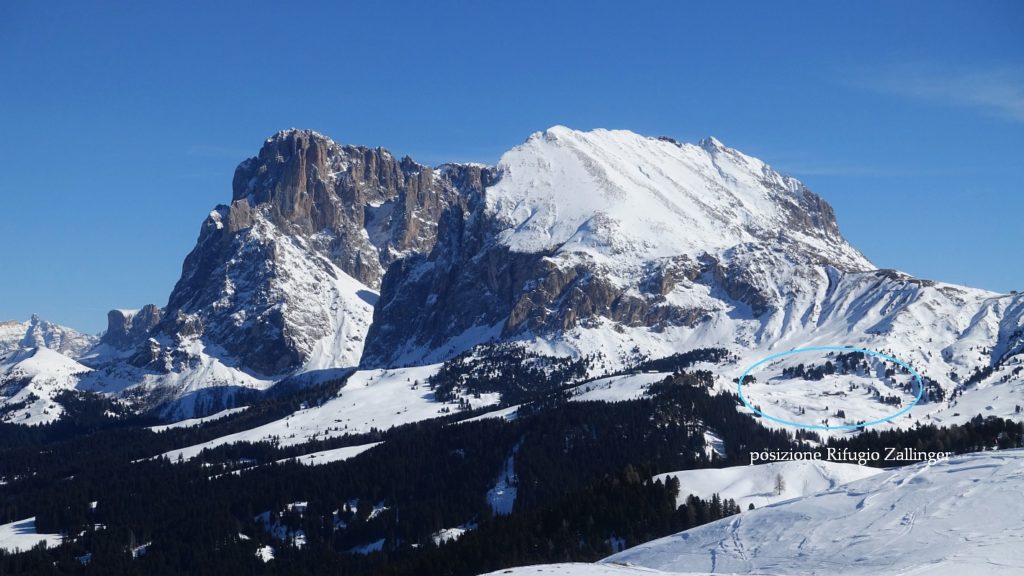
152;129;492;375
361;127;873;366
101;305;162;350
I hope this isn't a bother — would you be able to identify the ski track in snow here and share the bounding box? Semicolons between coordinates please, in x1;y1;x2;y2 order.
480;450;1024;575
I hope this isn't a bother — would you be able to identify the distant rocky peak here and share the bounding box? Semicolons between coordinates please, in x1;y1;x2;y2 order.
101;304;162;350
0;315;97;358
221;128;466;286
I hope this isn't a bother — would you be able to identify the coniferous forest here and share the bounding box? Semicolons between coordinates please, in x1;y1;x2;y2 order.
1;352;1021;576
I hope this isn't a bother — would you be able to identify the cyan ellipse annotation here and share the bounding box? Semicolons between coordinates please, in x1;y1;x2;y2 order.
737;346;924;431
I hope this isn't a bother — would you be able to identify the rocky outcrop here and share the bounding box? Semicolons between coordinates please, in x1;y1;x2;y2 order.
0;315;97;358
156;129;491;375
101;305;162;349
362;128;873;366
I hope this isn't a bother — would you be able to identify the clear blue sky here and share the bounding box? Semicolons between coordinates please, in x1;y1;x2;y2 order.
1;1;1021;333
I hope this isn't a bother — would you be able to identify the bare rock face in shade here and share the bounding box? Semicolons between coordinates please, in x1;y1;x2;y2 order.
159;129;488;375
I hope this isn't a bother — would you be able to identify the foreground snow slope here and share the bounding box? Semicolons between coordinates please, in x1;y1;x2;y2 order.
483;450;1024;576
654;460;882;509
609;449;1024;575
480;565;720;576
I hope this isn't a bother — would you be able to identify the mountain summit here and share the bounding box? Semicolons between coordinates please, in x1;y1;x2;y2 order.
149;129;492;377
490;127;868;269
363;126;875;365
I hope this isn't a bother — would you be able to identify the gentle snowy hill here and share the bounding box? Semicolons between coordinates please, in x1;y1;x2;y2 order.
481;450;1024;576
0;347;92;424
653;460;882;510
160;364;498;461
616;450;1024;575
480;565;719;576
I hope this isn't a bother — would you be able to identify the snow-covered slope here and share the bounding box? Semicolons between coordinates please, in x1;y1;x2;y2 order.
481;564;717;576
653;461;882;510
147;406;250;432
612;450;1024;575
483;450;1024;576
160;364;499;461
0;347;92;424
487;127;869;271
0;517;63;553
569;372;673;403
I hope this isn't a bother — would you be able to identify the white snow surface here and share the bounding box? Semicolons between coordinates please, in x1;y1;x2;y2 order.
148;406;249;432
487;443;520;516
432;527;467;545
0;517;63;552
609;450;1024;575
487;127;870;270
276;442;382;466
0;347;92;424
432;524;477;545
570;372;672;403
482;450;1024;575
161;365;496;461
255;545;275;562
653;460;882;510
479;565;717;576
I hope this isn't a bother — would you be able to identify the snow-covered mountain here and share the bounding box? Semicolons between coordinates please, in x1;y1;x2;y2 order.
0;316;98;423
3;126;1022;422
0;347;92;425
363;127;1024;428
1;130;495;418
481;450;1024;576
362;127;873;366
0;315;96;358
152;130;491;377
